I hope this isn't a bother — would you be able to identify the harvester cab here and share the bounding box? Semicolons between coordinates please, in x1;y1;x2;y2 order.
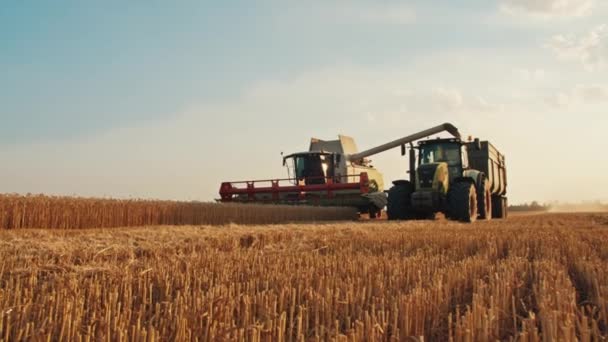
282;152;337;186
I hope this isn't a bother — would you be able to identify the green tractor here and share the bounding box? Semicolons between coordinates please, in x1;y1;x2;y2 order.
387;137;507;222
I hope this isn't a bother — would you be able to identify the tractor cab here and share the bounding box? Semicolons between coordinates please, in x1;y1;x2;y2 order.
282;152;338;185
418;138;469;183
415;139;468;195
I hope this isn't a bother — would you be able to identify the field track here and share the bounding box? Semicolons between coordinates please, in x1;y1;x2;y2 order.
0;213;607;341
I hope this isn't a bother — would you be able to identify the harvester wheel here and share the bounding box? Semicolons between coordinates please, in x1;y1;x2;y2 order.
387;180;414;220
448;182;478;223
477;178;492;220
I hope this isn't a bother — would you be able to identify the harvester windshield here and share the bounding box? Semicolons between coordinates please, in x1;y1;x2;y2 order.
284;153;335;185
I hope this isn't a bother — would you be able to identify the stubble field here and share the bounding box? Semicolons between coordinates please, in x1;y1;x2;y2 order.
0;213;607;341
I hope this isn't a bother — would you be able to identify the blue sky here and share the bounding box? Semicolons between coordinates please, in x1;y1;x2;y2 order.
1;0;607;203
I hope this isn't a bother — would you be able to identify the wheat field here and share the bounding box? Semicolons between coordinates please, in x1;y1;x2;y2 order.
0;194;357;229
0;213;607;341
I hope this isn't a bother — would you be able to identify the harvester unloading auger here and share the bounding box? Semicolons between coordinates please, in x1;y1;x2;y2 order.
219;123;507;222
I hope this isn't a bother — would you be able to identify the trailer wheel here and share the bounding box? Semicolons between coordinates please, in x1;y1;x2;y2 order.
477;178;492;220
491;196;508;219
448;182;478;223
387;180;414;220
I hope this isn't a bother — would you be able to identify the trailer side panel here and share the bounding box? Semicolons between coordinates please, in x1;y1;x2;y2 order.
466;141;507;196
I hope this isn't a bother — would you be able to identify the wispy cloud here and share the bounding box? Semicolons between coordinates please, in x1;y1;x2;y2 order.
500;0;594;18
549;84;608;107
515;68;546;82
546;25;608;71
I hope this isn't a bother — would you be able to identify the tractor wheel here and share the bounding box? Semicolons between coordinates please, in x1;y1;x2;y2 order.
448;182;478;223
491;196;508;219
414;211;436;220
368;205;382;219
387;180;414;220
477;178;492;220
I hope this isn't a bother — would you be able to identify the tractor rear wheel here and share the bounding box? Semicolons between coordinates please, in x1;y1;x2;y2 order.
477;178;492;220
387;180;414;220
448;182;478;223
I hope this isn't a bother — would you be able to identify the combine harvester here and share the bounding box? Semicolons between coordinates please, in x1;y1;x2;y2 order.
219;123;507;222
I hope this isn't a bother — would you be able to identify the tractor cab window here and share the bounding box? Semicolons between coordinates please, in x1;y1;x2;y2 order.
292;154;334;185
461;145;469;169
419;143;462;166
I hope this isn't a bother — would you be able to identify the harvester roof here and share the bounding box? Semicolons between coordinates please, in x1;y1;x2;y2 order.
309;135;358;155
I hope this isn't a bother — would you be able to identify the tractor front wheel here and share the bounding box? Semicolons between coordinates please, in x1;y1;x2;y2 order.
448;182;478;223
387;180;414;220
